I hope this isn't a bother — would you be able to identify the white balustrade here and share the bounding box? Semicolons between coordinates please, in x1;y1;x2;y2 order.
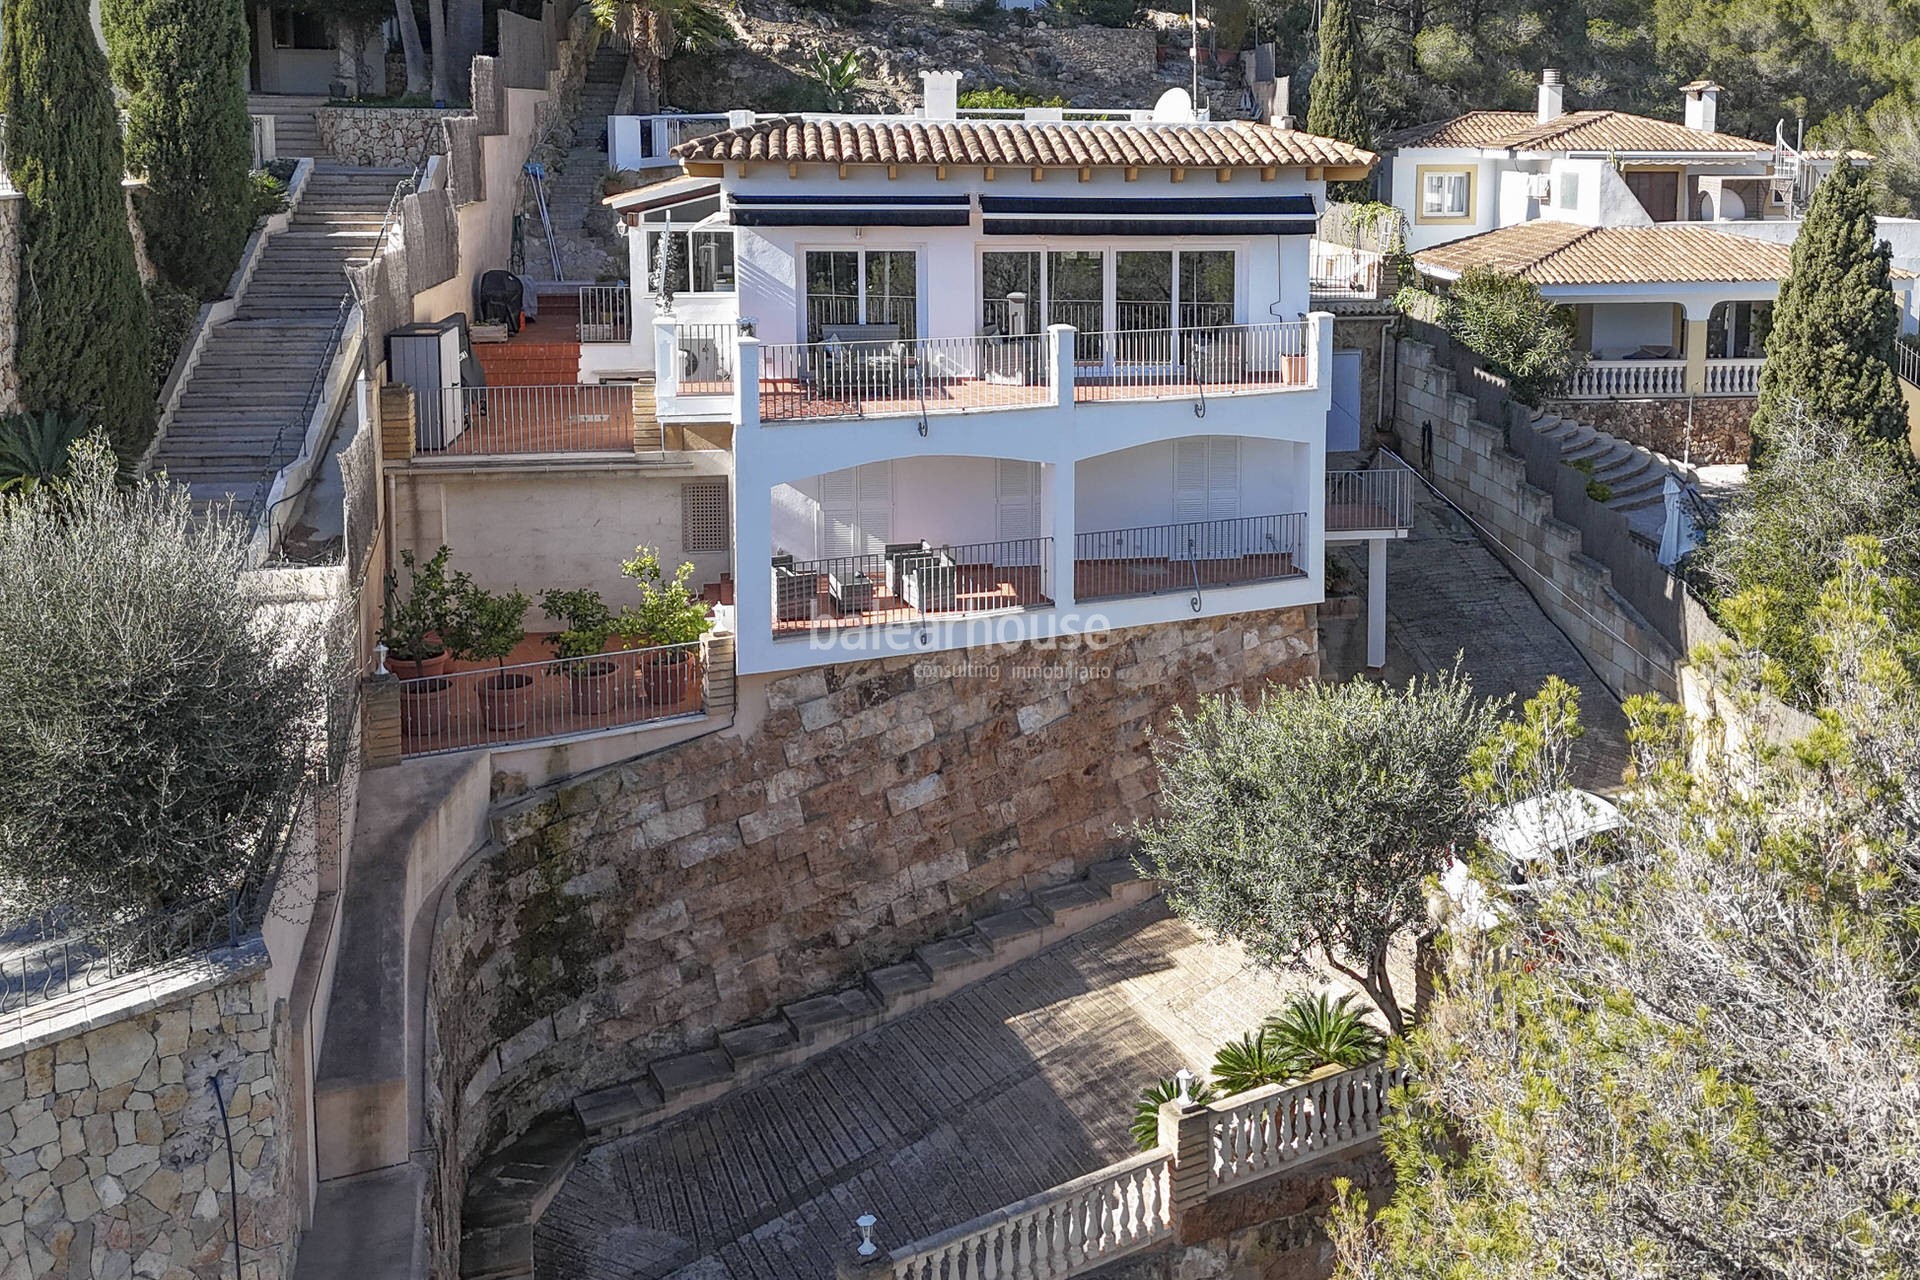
1561;360;1687;399
1703;357;1764;396
888;1150;1174;1280
1210;1060;1407;1189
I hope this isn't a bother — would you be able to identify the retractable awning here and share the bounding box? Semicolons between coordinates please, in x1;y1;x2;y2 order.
726;193;971;227
979;194;1318;236
604;174;723;216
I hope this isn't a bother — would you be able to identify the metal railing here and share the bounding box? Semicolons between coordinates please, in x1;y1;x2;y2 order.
759;333;1052;423
1072;322;1311;402
1901;339;1920;389
577;284;632;343
887;1149;1173;1280
1073;512;1307;602
772;537;1053;635
1308;239;1387;299
397;640;705;757
672;322;737;395
1327;465;1414;533
0;896;248;1016
1210;1060;1408;1189
423;383;646;456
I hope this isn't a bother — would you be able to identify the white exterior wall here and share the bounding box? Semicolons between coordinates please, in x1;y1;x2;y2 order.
1074;438;1306;532
1392;149;1506;251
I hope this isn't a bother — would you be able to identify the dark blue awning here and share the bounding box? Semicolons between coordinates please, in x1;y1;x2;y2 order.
980;194;1318;236
728;193;972;227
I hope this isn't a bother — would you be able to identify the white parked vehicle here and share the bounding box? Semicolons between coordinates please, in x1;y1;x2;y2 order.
1438;788;1625;929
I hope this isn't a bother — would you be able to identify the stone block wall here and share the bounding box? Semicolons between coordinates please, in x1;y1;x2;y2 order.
1539;396;1754;465
315;108;464;168
0;949;293;1280
1395;339;1679;699
422;607;1318;1276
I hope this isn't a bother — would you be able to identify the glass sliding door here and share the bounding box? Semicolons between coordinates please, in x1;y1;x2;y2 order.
1114;251;1174;366
864;251;918;337
1178;250;1235;329
803;249;919;339
1048;251;1104;360
981;251;1042;336
804;251;860;334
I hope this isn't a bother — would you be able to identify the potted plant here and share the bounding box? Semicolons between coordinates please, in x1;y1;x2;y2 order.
448;576;533;732
379;546;457;678
615;547;713;713
540;587;620;716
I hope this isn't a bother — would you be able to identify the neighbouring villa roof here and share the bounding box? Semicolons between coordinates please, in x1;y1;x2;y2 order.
670;116;1378;173
1384;109;1772;155
1413;221;1801;286
603;173;722;214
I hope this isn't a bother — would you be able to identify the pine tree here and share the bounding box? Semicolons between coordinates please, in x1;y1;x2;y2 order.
1306;0;1372;202
1752;162;1910;455
1;0;156;460
102;0;255;298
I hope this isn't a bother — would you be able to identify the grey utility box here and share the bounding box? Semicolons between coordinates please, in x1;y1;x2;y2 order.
387;320;466;451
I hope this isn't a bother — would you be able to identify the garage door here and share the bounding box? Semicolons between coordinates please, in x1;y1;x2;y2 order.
1328;350;1363;452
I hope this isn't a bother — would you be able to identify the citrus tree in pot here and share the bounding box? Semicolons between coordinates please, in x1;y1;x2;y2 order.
615;546;713;712
448;575;533;732
379;546;458;678
540;587;620;716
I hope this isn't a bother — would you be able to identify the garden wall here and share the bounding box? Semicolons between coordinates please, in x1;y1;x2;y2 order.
423;606;1320;1278
315;108;465;169
0;947;295;1280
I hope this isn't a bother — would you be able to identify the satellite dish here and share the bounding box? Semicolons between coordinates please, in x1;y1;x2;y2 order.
1151;88;1195;123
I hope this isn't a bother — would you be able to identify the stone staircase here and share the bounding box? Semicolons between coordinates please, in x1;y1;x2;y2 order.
249;93;327;160
1529;409;1698;544
151;165;409;517
525;43;627;280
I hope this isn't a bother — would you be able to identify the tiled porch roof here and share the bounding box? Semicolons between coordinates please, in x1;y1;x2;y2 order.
670;116;1377;172
1414;221;1804;286
1385;109;1771;154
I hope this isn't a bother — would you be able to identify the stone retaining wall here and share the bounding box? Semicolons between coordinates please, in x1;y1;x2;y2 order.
1540;396;1754;466
0;945;293;1280
1052;27;1157;81
315;107;464;168
423;607;1318;1278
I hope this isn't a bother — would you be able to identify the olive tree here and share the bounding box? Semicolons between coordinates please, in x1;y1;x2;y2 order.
1331;546;1920;1279
1135;667;1502;1034
1438;266;1582;405
0;439;332;926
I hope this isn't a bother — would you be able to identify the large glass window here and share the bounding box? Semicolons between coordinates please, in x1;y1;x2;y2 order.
646;229;735;295
1048;251;1104;359
981;251;1042;336
804;249;918;337
988;249;1241;362
1178;250;1235;328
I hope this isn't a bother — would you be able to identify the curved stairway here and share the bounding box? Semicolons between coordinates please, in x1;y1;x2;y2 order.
1528;410;1705;544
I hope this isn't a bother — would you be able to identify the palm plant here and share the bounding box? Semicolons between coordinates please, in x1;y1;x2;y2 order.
0;411;94;495
1129;1076;1217;1151
1262;991;1386;1071
1210;1030;1306;1095
592;0;731;113
811;49;862;112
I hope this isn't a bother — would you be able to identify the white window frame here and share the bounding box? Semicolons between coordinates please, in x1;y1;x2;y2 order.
643;227;736;297
1416;166;1475;224
974;241;1249;340
799;245;926;340
1558;172;1582;210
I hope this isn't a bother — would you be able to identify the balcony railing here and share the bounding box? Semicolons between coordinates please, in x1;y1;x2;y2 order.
671;321;737;395
421;384;649;457
1900;338;1920;390
396;641;704;757
1211;1060;1408;1188
1327;465;1414;533
772;538;1053;636
1308;239;1388;300
1071;322;1310;403
1559;358;1765;400
1073;512;1307;603
759;333;1052;423
577;284;631;344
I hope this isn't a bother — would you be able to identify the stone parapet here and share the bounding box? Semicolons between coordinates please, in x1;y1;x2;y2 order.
1540;395;1755;466
316;107;464;168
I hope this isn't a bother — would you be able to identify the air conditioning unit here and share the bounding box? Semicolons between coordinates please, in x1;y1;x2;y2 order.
680;337;724;384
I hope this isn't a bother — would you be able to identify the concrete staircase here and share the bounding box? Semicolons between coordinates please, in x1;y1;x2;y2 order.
546;45;627;229
151;165;408;516
249;93;327;160
1530;410;1697;544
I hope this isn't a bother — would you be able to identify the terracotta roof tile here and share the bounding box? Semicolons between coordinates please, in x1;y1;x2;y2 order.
671;116;1377;171
1413;222;1803;286
1385;109;1770;154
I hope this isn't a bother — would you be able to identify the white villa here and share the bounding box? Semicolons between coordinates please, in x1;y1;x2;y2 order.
574;74;1410;677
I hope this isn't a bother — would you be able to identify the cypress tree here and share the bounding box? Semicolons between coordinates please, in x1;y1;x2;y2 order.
1305;0;1372;202
1752;162;1910;455
1;0;156;460
102;0;255;298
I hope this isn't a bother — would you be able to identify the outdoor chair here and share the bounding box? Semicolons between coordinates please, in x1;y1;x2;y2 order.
774;561;821;622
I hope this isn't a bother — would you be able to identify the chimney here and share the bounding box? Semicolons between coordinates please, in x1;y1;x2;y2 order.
1537;69;1564;123
1682;80;1721;134
920;71;961;121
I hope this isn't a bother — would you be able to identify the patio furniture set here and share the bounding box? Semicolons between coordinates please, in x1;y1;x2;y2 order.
773;542;961;623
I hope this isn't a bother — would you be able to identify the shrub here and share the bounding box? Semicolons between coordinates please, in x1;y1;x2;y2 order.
1211;1030;1305;1095
1055;0;1140;28
1439;266;1582;405
1262;992;1385;1069
1130;1076;1218;1150
148;280;201;395
0;439;329;923
618;547;713;646
0;411;95;496
958;87;1068;110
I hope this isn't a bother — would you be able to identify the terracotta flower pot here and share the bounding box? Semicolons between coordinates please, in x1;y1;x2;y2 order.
394;649;452;679
567;659;620;716
400;677;452;740
478;671;536;731
640;650;703;714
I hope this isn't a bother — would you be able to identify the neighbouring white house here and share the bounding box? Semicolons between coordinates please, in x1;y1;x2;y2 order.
581;73;1412;677
1379;70;1853;254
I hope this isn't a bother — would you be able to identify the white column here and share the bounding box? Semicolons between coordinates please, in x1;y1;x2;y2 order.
730;336;772;673
733;332;761;428
1367;535;1388;670
1048;325;1078;622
